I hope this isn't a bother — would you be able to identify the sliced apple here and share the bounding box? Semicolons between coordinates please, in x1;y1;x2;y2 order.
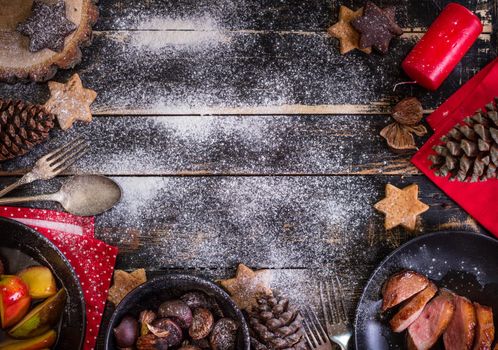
0;275;31;329
9;289;66;339
17;267;57;300
0;329;57;350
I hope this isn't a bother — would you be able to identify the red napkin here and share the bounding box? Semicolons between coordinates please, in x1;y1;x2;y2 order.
0;207;118;350
412;57;498;237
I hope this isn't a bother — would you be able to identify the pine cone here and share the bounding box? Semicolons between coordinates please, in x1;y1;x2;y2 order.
430;99;498;182
0;99;55;161
248;293;307;350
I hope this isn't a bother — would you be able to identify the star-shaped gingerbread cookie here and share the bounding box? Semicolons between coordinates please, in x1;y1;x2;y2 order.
45;74;97;130
351;2;403;54
108;269;147;305
328;6;372;55
17;0;77;53
374;184;429;230
219;264;272;311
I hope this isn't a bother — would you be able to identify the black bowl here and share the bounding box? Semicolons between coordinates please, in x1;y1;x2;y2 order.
105;274;251;350
355;231;498;350
0;217;85;349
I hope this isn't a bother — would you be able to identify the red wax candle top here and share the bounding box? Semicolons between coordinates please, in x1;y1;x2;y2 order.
402;3;482;91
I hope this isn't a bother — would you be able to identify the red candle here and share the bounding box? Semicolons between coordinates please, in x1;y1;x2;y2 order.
402;3;482;91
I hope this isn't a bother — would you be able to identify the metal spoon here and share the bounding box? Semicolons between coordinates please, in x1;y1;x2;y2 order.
0;175;121;216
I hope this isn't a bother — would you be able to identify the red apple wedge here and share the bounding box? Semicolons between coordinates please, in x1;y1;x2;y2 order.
0;275;31;329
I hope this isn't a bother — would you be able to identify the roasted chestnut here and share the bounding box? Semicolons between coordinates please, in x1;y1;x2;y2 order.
189;308;214;340
158;299;193;328
210;318;238;350
136;334;169;350
139;310;157;336
149;318;183;346
113;315;138;348
178;345;202;350
180;291;210;310
191;338;211;349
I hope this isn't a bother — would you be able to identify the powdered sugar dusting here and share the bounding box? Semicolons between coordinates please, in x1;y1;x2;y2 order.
96;175;378;270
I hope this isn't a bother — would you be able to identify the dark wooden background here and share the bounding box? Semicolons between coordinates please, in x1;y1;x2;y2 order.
0;0;496;348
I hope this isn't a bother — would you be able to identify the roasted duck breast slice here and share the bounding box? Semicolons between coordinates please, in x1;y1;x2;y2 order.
390;282;437;333
382;270;429;311
472;302;494;350
443;293;477;350
407;291;455;350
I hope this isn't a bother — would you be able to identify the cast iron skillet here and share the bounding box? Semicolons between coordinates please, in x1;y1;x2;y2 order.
105;274;251;350
0;217;85;349
355;231;498;349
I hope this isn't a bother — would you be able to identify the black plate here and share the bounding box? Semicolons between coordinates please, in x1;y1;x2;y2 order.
0;217;85;349
355;231;498;350
104;274;250;350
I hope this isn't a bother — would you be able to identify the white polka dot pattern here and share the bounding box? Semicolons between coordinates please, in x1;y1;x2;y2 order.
0;206;118;350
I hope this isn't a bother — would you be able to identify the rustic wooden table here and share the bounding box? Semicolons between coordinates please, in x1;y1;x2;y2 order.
0;0;496;348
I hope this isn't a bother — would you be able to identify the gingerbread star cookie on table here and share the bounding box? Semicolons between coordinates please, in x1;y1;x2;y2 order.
45;74;97;130
17;0;77;53
328;6;372;54
351;1;403;54
374;184;429;230
108;269;147;305
219;264;273;311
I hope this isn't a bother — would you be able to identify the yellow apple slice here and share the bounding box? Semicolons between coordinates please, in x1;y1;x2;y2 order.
18;266;56;299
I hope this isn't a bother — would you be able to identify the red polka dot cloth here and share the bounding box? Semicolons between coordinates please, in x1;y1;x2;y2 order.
0;206;118;350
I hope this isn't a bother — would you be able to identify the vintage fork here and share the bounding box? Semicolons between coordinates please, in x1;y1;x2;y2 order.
320;275;353;350
0;138;88;198
302;306;333;350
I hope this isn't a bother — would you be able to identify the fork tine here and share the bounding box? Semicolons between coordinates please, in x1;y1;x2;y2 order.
50;142;88;171
40;137;83;161
304;308;324;344
325;281;339;324
52;148;89;175
302;319;317;348
320;281;331;327
308;307;329;343
48;138;86;165
332;273;348;322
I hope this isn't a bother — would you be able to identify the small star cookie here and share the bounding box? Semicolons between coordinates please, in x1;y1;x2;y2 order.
218;264;272;311
45;74;97;130
351;2;403;54
374;184;429;230
108;269;147;305
328;6;372;54
17;0;77;52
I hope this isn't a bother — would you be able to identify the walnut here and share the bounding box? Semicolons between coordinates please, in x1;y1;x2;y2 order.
392;97;424;125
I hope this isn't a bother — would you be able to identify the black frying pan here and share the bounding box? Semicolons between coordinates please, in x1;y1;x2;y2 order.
355;231;498;349
0;217;85;349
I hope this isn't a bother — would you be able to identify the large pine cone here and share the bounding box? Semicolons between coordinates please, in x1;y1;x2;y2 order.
249;293;307;350
430;99;498;182
0;99;55;161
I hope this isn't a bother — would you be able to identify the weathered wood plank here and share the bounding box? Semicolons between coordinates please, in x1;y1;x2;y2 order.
96;0;494;32
0;115;423;176
0;175;483;270
0;32;493;115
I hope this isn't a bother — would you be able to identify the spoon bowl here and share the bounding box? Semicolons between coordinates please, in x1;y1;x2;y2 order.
59;175;122;216
0;175;122;216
